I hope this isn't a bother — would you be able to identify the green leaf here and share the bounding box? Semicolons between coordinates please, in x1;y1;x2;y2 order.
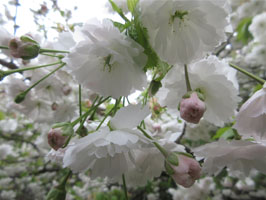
253;84;263;93
0;110;5;120
129;17;159;70
127;0;139;13
212;127;235;140
112;21;131;32
108;0;130;22
148;80;162;96
213;168;227;189
236;17;253;44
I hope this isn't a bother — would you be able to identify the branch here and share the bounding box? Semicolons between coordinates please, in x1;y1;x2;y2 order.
0;59;18;69
176;122;186;144
0;132;41;154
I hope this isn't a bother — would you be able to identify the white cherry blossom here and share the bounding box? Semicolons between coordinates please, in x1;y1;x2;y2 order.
140;0;229;65
234;83;266;139
63;19;147;98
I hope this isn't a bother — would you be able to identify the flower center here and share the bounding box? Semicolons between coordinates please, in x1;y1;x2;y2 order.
103;54;113;72
169;10;188;25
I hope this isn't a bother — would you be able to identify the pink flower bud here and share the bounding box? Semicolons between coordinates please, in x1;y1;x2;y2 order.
47;129;67;150
171;155;201;188
180;92;206;124
51;102;58;111
62;85;72;96
8;37;40;60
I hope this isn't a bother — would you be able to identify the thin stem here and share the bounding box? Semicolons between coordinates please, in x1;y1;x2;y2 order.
2;61;62;77
14;63;65;103
109;0;130;23
75;96;111;133
24;63;65;92
122;174;129;200
229;63;265;85
176;123;186;144
40;52;64;58
71;96;101;127
39;48;69;54
59;170;72;188
63;97;100;148
96;97;121;131
137;126;168;157
126;97;131;105
184;64;192;92
79;85;82;117
0;46;9;50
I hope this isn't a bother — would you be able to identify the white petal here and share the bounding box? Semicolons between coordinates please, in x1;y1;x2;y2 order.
110;104;150;129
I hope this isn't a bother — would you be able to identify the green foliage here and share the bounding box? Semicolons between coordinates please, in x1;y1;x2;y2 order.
213;168;228;189
236;17;253;44
112;21;131;32
212;127;240;140
105;103;123;116
0;110;5;120
127;0;139;13
128;18;159;71
253;83;263;93
95;189;126;200
148;80;162;96
108;0;130;22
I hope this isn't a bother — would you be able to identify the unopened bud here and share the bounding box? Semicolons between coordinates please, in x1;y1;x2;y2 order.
62;85;72;96
48;128;67;150
8;36;40;60
14;92;26;104
171;155;201;188
148;80;162;96
179;92;206;124
51;102;58;111
76;125;88;137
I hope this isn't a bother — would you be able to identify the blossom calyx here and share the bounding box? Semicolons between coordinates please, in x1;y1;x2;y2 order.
8;36;40;60
148;80;162;96
166;152;179;166
179;91;206;124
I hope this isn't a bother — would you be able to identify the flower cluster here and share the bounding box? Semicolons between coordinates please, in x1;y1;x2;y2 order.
0;0;266;199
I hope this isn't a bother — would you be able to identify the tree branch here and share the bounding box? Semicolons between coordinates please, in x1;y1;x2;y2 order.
0;59;18;69
0;132;41;154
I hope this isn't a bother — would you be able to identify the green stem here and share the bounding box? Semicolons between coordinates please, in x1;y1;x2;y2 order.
0;45;8;50
109;0;130;23
14;62;65;103
1;61;62;78
79;85;82;117
40;52;64;59
137;126;168;157
71;96;101;127
122;174;129;200
75;96;111;133
184;64;192;92
39;48;69;54
59;170;72;188
96;97;121;131
63;97;103;148
229;63;265;85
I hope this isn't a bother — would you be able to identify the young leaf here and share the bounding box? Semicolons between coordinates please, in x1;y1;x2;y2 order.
236;17;253;44
127;0;139;13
